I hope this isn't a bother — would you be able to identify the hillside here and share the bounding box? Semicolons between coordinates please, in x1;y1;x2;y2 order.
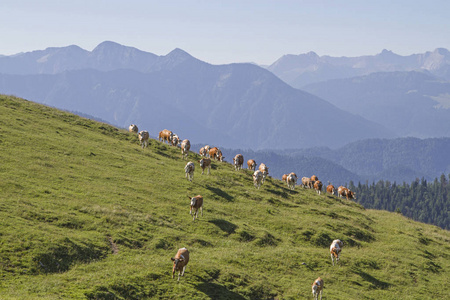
1;95;449;299
0;41;394;149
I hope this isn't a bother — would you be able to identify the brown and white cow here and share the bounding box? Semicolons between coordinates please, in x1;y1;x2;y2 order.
302;177;312;188
158;129;173;144
199;158;211;175
128;124;138;134
286;172;298;190
209;147;224;161
181;139;190;160
247;159;257;171
253;170;263;189
171;134;180;147
312;277;324;300
171;247;190;281
233;154;244;171
258;163;269;183
282;174;288;184
314;180;323;195
184;161;195;182
188;195;203;221
337;186;356;200
330;239;344;266
138;130;149;148
199;147;208;157
311;175;319;182
204;145;211;157
326;184;336;195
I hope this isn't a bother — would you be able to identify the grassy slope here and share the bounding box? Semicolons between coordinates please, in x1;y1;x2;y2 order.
0;95;449;299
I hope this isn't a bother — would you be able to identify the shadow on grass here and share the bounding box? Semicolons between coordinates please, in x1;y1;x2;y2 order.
206;186;234;201
196;282;246;300
208;219;238;235
353;269;390;289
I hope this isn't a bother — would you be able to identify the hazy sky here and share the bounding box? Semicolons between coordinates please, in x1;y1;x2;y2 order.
1;0;449;65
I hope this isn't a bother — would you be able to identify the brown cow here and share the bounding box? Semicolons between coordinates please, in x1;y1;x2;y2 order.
199;158;211;175
286;173;297;190
184;161;195;181
138;130;149;148
158;129;173;144
258;163;269;183
337;186;356;200
171;247;190;281
282;174;288;184
199;146;208;157
171;134;180;147
312;277;324;300
188;195;203;221
247;159;256;171
209;147;224;161
233;154;244;171
314;180;323;195
302;177;312;188
330;239;344;266
326;184;336;195
311;175;319;182
128;124;138;134
181;139;190;159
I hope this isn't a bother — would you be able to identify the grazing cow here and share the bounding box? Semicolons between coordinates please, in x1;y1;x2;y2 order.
311;175;319;182
312;277;324;300
286;173;297;190
330;239;344;266
158;129;173;144
188;195;203;221
138;130;149;148
338;186;356;200
171;247;190;281
258;163;269;183
181;139;190;159
302;177;312;188
282;174;288;184
233;154;244;171
171;134;179;147
128;124;138;134
253;170;263;189
326;184;336;195
199;158;211;175
314;180;323;194
209;147;224;161
247;159;257;171
199;147;208;157
184;161;195;182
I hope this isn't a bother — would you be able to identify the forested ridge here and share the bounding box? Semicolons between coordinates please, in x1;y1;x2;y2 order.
350;174;450;229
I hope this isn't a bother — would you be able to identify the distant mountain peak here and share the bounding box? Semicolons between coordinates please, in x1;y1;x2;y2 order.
166;48;194;60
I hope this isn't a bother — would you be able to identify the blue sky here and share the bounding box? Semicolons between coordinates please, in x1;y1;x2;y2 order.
1;0;449;65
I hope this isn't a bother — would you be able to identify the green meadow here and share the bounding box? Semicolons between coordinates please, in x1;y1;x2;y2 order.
0;95;449;299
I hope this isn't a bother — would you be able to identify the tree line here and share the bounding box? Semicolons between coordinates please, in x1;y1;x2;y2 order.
348;174;449;230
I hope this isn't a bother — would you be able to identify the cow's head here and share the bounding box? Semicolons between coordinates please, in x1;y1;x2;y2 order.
189;196;197;207
171;257;185;277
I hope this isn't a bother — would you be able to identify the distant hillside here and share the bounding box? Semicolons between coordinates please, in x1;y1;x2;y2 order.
1;95;449;299
0;42;393;150
303;71;450;138
268;48;450;88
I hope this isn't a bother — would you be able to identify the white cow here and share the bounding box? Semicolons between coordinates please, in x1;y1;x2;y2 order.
184;161;195;182
253;170;263;189
138;130;149;148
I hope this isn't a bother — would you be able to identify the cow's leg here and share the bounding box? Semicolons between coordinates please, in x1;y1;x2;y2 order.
181;266;186;277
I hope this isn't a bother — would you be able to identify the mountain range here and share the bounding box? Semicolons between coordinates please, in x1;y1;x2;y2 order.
267;48;450;88
0;41;393;150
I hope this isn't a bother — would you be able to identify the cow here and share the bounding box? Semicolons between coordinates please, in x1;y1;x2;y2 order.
330;239;344;266
209;147;224;162
171;134;179;147
184;161;195;182
302;177;312;188
326;184;336;195
247;159;257;171
314;180;323;194
312;277;324;300
138;130;149;148
199;146;208;157
199;158;211;175
204;145;211;157
128;124;138;134
286;173;297;190
188;195;203;221
181;139;190;160
158;129;173;144
258;163;269;183
311;175;319;182
171;247;190;281
282;174;288;184
338;186;356;200
253;170;263;189
233;154;244;171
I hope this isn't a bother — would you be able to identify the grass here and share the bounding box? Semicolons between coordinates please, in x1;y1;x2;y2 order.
0;95;449;299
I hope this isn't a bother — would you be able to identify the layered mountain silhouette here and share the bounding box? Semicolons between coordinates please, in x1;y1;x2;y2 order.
0;41;393;149
268;48;450;88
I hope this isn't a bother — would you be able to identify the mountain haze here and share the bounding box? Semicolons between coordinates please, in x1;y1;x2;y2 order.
0;42;393;149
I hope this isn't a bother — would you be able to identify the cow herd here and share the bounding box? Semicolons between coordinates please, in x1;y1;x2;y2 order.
128;124;355;295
